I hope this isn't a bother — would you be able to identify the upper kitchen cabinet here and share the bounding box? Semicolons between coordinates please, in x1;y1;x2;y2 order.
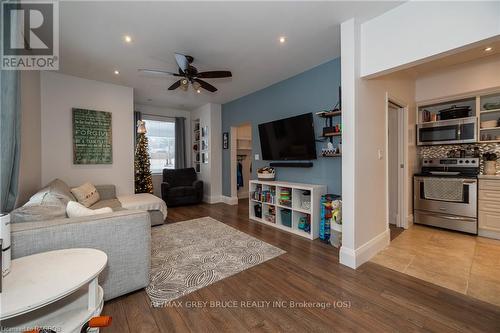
479;91;500;143
417;97;476;124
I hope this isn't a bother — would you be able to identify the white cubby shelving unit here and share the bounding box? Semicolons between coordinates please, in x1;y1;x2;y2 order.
249;180;327;240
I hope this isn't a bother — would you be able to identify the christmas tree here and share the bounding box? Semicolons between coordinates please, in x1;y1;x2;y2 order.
135;120;154;194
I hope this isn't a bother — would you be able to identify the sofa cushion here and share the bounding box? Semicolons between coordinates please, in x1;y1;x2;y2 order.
163;168;197;187
71;182;100;207
67;201;113;218
168;186;197;197
26;179;76;206
90;199;122;211
11;200;66;223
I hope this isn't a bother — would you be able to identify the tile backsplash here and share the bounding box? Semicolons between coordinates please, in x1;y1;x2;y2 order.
418;143;500;173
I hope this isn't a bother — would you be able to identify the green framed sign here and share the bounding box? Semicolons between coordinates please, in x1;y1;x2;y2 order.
73;108;112;164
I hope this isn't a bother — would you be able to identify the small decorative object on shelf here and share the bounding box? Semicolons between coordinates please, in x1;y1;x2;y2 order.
321;142;342;157
279;187;292;207
300;190;311;210
257;166;275;180
322;123;342;137
298;215;311;234
483;152;498;175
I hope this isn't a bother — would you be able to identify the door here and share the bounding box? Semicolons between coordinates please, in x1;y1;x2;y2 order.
388;104;399;225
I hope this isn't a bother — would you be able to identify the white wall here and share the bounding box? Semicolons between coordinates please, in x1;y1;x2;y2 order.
134;104;191;198
416;54;500;102
41;72;134;195
191;103;222;203
341;19;416;269
17;71;42;206
361;1;500;77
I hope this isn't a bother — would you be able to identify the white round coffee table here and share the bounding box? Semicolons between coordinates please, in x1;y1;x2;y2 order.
1;248;107;333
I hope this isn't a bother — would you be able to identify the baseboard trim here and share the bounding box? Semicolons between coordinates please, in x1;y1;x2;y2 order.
221;195;238;205
406;214;414;229
478;228;500;240
339;228;390;269
203;195;223;204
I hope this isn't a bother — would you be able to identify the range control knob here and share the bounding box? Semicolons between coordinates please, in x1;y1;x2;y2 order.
465;160;470;164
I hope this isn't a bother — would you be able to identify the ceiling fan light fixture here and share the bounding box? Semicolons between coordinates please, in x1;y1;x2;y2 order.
179;78;189;91
192;81;201;91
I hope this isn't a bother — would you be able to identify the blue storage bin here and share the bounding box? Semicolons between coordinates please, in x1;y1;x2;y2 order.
280;209;292;227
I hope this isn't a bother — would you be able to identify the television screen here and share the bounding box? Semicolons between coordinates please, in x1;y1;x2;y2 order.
258;113;317;160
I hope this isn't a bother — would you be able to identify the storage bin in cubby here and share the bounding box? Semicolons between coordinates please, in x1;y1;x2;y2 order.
280;209;292;228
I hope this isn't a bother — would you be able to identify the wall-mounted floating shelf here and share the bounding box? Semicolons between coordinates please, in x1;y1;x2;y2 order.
321;153;342;158
322;132;341;137
316;110;342;118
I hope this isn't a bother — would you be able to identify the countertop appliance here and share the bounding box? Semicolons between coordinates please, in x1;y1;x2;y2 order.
417;117;477;146
414;158;479;234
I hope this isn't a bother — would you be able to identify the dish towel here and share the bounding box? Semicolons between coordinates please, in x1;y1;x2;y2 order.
423;178;464;202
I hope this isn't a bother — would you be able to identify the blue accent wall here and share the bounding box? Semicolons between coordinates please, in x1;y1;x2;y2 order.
222;57;341;196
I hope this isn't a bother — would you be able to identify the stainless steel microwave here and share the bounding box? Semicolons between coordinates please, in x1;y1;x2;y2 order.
417;117;477;146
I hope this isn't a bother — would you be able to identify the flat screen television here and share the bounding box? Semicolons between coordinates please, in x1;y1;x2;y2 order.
258;113;317;160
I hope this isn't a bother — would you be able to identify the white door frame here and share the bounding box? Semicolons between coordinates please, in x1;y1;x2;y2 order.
230;126;238;199
385;93;409;229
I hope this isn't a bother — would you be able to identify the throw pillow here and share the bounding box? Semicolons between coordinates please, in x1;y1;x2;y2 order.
26;179;76;206
66;201;112;218
11;202;66;223
71;182;100;207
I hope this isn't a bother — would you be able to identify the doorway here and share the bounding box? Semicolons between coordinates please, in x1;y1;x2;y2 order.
386;97;408;232
230;123;252;203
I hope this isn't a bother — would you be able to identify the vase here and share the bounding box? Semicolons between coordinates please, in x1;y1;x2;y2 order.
484;160;497;175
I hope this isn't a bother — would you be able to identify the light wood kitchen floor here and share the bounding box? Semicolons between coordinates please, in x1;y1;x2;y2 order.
371;224;500;307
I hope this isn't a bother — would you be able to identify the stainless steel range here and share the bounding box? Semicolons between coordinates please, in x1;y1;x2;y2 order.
414;158;479;234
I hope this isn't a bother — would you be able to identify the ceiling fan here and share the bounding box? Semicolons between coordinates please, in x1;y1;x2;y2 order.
138;53;232;93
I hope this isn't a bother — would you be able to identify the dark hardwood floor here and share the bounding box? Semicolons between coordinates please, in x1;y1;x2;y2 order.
102;199;500;332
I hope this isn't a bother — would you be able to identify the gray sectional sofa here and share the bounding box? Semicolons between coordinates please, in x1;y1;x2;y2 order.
10;179;155;300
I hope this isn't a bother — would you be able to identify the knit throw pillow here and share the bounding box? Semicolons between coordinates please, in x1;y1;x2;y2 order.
66;201;112;218
71;182;100;208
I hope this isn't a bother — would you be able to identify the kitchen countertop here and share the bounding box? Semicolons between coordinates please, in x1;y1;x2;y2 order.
478;174;500;179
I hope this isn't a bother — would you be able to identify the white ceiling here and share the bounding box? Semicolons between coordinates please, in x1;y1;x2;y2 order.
59;1;402;110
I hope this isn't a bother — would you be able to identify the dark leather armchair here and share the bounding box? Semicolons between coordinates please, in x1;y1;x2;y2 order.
161;168;203;206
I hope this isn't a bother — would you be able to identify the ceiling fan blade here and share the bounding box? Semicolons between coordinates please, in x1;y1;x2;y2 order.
168;80;182;90
196;71;232;79
174;53;189;73
138;69;181;76
195;79;217;92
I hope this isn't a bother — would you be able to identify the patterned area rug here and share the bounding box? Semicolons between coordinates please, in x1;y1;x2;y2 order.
146;217;285;307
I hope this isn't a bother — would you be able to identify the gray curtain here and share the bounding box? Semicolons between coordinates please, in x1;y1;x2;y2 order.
134;111;142;148
175;117;186;169
0;69;21;213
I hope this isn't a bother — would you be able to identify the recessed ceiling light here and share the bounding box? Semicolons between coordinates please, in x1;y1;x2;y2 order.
196;89;201;94
114;70;119;75
279;36;286;44
484;46;493;52
124;35;132;43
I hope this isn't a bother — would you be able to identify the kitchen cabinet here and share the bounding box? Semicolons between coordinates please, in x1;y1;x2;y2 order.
478;177;500;239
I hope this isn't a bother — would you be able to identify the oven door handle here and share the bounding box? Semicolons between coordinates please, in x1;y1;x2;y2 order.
417;210;476;222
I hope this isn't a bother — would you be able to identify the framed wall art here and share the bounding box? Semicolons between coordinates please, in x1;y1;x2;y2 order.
73;108;112;164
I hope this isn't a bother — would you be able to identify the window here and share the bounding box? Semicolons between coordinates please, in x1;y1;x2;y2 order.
143;116;175;173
